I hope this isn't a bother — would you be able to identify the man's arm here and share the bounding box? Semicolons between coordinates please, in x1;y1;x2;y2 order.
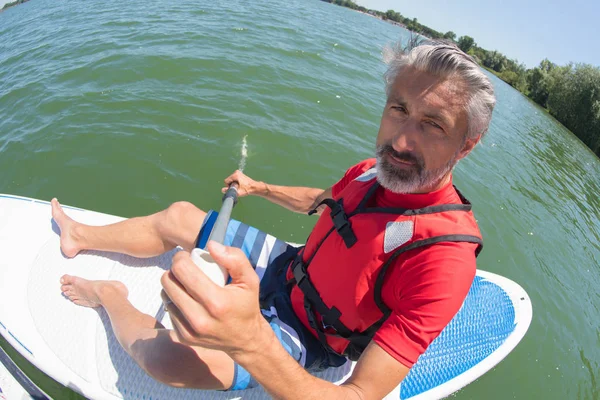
161;243;409;399
222;170;332;215
237;334;409;400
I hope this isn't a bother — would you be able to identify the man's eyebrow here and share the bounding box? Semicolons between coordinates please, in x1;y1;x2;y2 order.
424;111;452;126
388;96;406;105
388;96;452;126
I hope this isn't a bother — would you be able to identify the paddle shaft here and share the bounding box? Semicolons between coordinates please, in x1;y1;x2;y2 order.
207;182;239;245
187;182;239;286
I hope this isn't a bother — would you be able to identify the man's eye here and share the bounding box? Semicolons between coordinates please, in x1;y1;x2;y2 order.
392;106;406;113
427;121;442;130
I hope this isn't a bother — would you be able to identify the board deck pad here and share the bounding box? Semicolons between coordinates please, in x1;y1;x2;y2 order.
0;194;532;400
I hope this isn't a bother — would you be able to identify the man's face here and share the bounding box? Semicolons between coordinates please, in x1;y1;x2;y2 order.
375;67;478;193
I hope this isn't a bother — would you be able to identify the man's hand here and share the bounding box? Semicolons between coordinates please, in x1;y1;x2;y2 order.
222;170;265;197
161;242;409;399
222;170;334;214
160;241;273;358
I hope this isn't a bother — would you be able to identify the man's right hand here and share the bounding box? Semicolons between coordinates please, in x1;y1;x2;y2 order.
222;170;265;197
223;171;331;214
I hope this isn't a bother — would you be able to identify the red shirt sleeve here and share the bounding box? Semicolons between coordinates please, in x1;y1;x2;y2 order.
373;242;478;368
331;159;377;198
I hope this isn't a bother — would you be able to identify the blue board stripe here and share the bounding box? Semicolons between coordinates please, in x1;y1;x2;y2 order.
8;332;33;356
399;275;515;399
0;347;48;399
248;230;267;268
0;320;5;330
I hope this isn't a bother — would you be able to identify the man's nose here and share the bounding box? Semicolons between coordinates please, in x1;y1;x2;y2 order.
392;121;418;153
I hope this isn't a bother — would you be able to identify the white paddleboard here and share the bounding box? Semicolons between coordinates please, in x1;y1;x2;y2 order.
0;194;532;399
0;345;49;400
0;356;29;400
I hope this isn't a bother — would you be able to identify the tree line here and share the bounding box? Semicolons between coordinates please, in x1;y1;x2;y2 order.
2;0;30;11
321;0;600;157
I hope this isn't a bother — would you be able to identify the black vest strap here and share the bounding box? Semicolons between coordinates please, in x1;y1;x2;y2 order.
292;256;354;339
343;234;483;359
293;180;483;360
351;203;472;216
309;198;357;248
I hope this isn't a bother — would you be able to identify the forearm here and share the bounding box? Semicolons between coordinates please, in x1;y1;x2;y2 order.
233;327;362;400
251;181;326;214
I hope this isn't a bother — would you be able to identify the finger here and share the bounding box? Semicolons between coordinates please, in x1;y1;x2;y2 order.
168;252;221;306
161;270;219;340
206;241;258;290
224;172;238;185
164;296;202;344
161;268;211;317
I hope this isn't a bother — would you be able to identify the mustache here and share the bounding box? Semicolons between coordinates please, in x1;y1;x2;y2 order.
376;145;422;166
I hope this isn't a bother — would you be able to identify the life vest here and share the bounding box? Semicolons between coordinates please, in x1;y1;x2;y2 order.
285;167;483;361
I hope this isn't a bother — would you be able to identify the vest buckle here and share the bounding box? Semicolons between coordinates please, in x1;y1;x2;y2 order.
330;202;358;248
292;258;307;286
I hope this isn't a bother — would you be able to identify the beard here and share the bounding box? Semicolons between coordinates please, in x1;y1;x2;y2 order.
375;144;460;194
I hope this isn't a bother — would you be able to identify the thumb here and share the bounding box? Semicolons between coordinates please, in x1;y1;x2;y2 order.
207;241;258;288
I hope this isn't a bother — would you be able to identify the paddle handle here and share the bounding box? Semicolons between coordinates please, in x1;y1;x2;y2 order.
190;248;227;287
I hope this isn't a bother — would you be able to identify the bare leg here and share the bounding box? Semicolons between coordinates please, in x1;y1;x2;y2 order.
51;199;207;258
60;274;234;389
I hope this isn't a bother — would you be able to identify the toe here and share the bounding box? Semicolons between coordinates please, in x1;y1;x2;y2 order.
51;198;60;212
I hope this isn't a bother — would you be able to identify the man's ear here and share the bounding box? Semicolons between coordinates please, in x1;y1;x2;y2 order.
457;134;481;160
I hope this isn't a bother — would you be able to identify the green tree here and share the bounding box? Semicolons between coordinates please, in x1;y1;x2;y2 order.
385;9;401;22
457;36;476;53
482;50;507;72
546;64;600;155
443;31;457;41
539;58;556;72
526;59;556;107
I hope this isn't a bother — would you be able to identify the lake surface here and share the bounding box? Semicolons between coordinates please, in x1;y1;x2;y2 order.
1;0;599;398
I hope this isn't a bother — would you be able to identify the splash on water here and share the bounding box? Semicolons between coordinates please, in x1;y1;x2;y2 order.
238;135;248;172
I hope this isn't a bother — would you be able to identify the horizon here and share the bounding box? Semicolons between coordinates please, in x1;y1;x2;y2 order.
2;0;598;69
353;0;600;69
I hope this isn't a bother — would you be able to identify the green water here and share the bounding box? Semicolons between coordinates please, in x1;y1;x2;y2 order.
1;0;599;398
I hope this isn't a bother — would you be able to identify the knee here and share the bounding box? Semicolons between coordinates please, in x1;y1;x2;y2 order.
156;201;207;250
164;201;199;228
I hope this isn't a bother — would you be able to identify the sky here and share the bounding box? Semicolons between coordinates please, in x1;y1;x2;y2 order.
355;0;600;68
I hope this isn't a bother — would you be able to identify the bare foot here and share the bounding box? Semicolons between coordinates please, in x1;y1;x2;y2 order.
60;275;128;308
51;198;83;258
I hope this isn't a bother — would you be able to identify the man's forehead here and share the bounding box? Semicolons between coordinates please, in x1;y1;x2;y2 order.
390;68;469;109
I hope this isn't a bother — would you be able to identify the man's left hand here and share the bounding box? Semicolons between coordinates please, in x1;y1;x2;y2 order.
160;241;271;358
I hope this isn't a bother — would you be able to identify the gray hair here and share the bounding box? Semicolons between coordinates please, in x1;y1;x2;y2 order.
383;40;496;140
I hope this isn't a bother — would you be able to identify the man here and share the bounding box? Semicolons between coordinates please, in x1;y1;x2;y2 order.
54;41;495;398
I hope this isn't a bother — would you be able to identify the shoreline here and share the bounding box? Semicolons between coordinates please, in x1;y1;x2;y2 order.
1;0;30;13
